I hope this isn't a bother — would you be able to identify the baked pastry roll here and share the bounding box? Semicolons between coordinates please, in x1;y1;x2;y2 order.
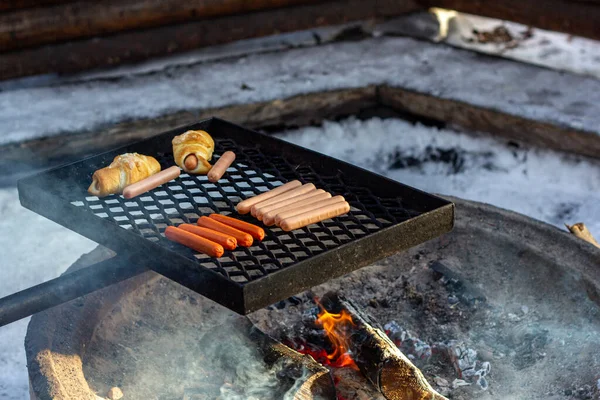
172;130;215;174
88;153;161;197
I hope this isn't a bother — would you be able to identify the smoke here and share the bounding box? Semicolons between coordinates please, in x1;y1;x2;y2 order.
190;318;320;400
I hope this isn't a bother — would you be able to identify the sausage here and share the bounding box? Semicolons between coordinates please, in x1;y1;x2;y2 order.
236;180;301;214
208;214;265;241
122;166;181;199
164;226;224;258
184;154;198;171
253;187;322;220
178;224;237;250
207;151;236;182
279;201;351;232
251;183;316;219
197;216;253;247
274;195;346;226
262;191;332;226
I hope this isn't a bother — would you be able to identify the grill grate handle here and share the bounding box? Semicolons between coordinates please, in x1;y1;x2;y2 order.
0;256;147;327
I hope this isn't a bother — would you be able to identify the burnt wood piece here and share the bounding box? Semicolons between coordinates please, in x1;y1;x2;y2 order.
419;0;600;41
246;320;337;399
0;0;419;80
320;293;448;400
0;0;326;52
379;86;600;161
0;0;79;12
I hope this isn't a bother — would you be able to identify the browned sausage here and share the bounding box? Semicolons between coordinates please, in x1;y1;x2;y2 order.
178;224;237;250
164;226;224;258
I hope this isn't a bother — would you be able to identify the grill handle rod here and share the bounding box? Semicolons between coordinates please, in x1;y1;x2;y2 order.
0;255;147;327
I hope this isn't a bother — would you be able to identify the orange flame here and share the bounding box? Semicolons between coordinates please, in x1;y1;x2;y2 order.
314;302;359;371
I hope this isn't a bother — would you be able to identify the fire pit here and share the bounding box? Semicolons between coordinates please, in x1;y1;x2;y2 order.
26;197;600;399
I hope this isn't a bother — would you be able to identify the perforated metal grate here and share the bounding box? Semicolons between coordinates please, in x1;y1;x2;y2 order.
71;138;419;285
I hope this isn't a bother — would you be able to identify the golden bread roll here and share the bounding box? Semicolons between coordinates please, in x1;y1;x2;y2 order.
88;153;161;197
172;130;215;174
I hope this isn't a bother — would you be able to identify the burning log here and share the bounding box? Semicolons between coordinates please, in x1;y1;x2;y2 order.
320;293;448;400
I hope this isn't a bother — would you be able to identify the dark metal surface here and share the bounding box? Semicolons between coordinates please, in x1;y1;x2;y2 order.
17;117;454;314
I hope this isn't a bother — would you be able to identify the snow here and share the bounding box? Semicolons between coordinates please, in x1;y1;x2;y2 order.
1;117;599;398
440;12;600;81
0;189;96;400
277;117;600;237
2;36;600;146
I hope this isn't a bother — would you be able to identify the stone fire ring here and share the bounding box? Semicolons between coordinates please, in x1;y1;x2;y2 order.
25;197;600;400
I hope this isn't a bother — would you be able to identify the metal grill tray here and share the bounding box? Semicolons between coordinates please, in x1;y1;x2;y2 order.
18;118;454;314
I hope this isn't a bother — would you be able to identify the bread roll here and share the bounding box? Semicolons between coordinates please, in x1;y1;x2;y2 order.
172;130;215;174
88;153;161;197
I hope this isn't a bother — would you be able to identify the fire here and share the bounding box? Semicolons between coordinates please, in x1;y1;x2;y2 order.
293;301;359;371
316;306;358;370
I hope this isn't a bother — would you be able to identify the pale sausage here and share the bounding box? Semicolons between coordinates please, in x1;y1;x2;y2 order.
262;191;332;226
251;183;316;219
280;201;351;231
274;195;346;226
123;166;181;199
255;189;325;221
236;180;301;214
207;151;236;182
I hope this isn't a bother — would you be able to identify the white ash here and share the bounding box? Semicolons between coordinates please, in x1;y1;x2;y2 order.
384;321;491;393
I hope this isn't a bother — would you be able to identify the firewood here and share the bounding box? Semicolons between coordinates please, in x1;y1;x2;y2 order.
565;223;600;249
0;0;324;52
321;293;448;400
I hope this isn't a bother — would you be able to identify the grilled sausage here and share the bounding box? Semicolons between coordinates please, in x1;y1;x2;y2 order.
208;214;265;241
165;226;224;258
178;224;237;250
197;216;253;247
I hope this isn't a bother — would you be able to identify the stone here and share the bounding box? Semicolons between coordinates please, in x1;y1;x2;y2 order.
107;387;123;400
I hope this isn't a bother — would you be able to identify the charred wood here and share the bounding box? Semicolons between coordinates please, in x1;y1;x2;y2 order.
321;293;448;400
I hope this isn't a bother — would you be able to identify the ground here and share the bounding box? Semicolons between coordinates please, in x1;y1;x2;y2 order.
1;117;599;399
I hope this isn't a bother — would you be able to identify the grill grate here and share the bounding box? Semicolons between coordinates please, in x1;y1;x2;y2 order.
71;138;416;284
19;118;453;314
